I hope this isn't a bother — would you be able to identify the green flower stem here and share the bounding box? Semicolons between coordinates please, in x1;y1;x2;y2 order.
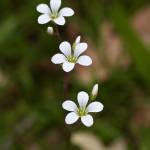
54;24;71;144
90;93;97;101
53;25;70;99
54;24;62;41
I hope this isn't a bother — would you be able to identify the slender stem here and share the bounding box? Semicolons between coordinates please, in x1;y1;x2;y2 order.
63;72;69;98
54;25;62;41
54;25;69;98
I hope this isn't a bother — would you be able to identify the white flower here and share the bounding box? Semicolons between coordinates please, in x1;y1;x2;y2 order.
62;91;104;127
51;36;92;72
47;26;54;35
36;0;74;25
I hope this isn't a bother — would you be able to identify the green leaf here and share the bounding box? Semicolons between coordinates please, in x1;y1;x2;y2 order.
110;4;150;87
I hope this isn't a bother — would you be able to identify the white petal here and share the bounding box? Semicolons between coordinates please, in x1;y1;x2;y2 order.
65;112;79;124
75;36;81;44
62;100;78;111
62;61;75;72
38;14;51;24
77;91;89;107
74;43;88;57
54;16;65;25
36;4;51;14
59;7;74;17
81;115;93;127
51;53;66;64
50;0;61;12
77;55;92;66
59;41;71;56
87;102;104;113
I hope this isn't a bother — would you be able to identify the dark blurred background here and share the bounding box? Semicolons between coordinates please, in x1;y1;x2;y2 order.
0;0;150;149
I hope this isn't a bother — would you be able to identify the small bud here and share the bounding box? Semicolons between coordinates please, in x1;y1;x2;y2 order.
91;84;98;100
75;36;81;44
47;27;54;35
73;36;81;50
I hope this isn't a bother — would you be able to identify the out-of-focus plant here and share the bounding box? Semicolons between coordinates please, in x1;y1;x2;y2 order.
0;0;150;149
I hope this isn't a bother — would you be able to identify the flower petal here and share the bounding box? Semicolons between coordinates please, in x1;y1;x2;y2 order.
59;7;74;17
81;115;93;127
36;4;51;14
38;14;51;24
77;55;92;66
54;16;65;25
62;61;75;72
87;102;104;113
50;0;61;12
65;112;79;124
74;43;88;57
62;100;78;111
59;41;71;56
77;91;89;107
51;53;66;64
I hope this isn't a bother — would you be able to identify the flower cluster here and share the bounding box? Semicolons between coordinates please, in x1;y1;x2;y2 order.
36;0;104;127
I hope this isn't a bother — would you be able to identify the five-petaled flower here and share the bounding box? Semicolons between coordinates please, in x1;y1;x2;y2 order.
51;36;92;72
36;0;74;25
62;91;104;127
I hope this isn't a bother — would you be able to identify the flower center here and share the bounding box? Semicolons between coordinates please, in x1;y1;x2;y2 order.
51;12;58;19
67;55;77;63
77;107;87;116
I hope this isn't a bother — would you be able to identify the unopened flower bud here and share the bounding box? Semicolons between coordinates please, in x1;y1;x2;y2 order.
75;36;81;44
47;27;54;35
91;84;98;100
72;36;81;50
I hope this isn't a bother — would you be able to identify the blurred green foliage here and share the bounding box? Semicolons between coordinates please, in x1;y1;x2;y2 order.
0;0;150;149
